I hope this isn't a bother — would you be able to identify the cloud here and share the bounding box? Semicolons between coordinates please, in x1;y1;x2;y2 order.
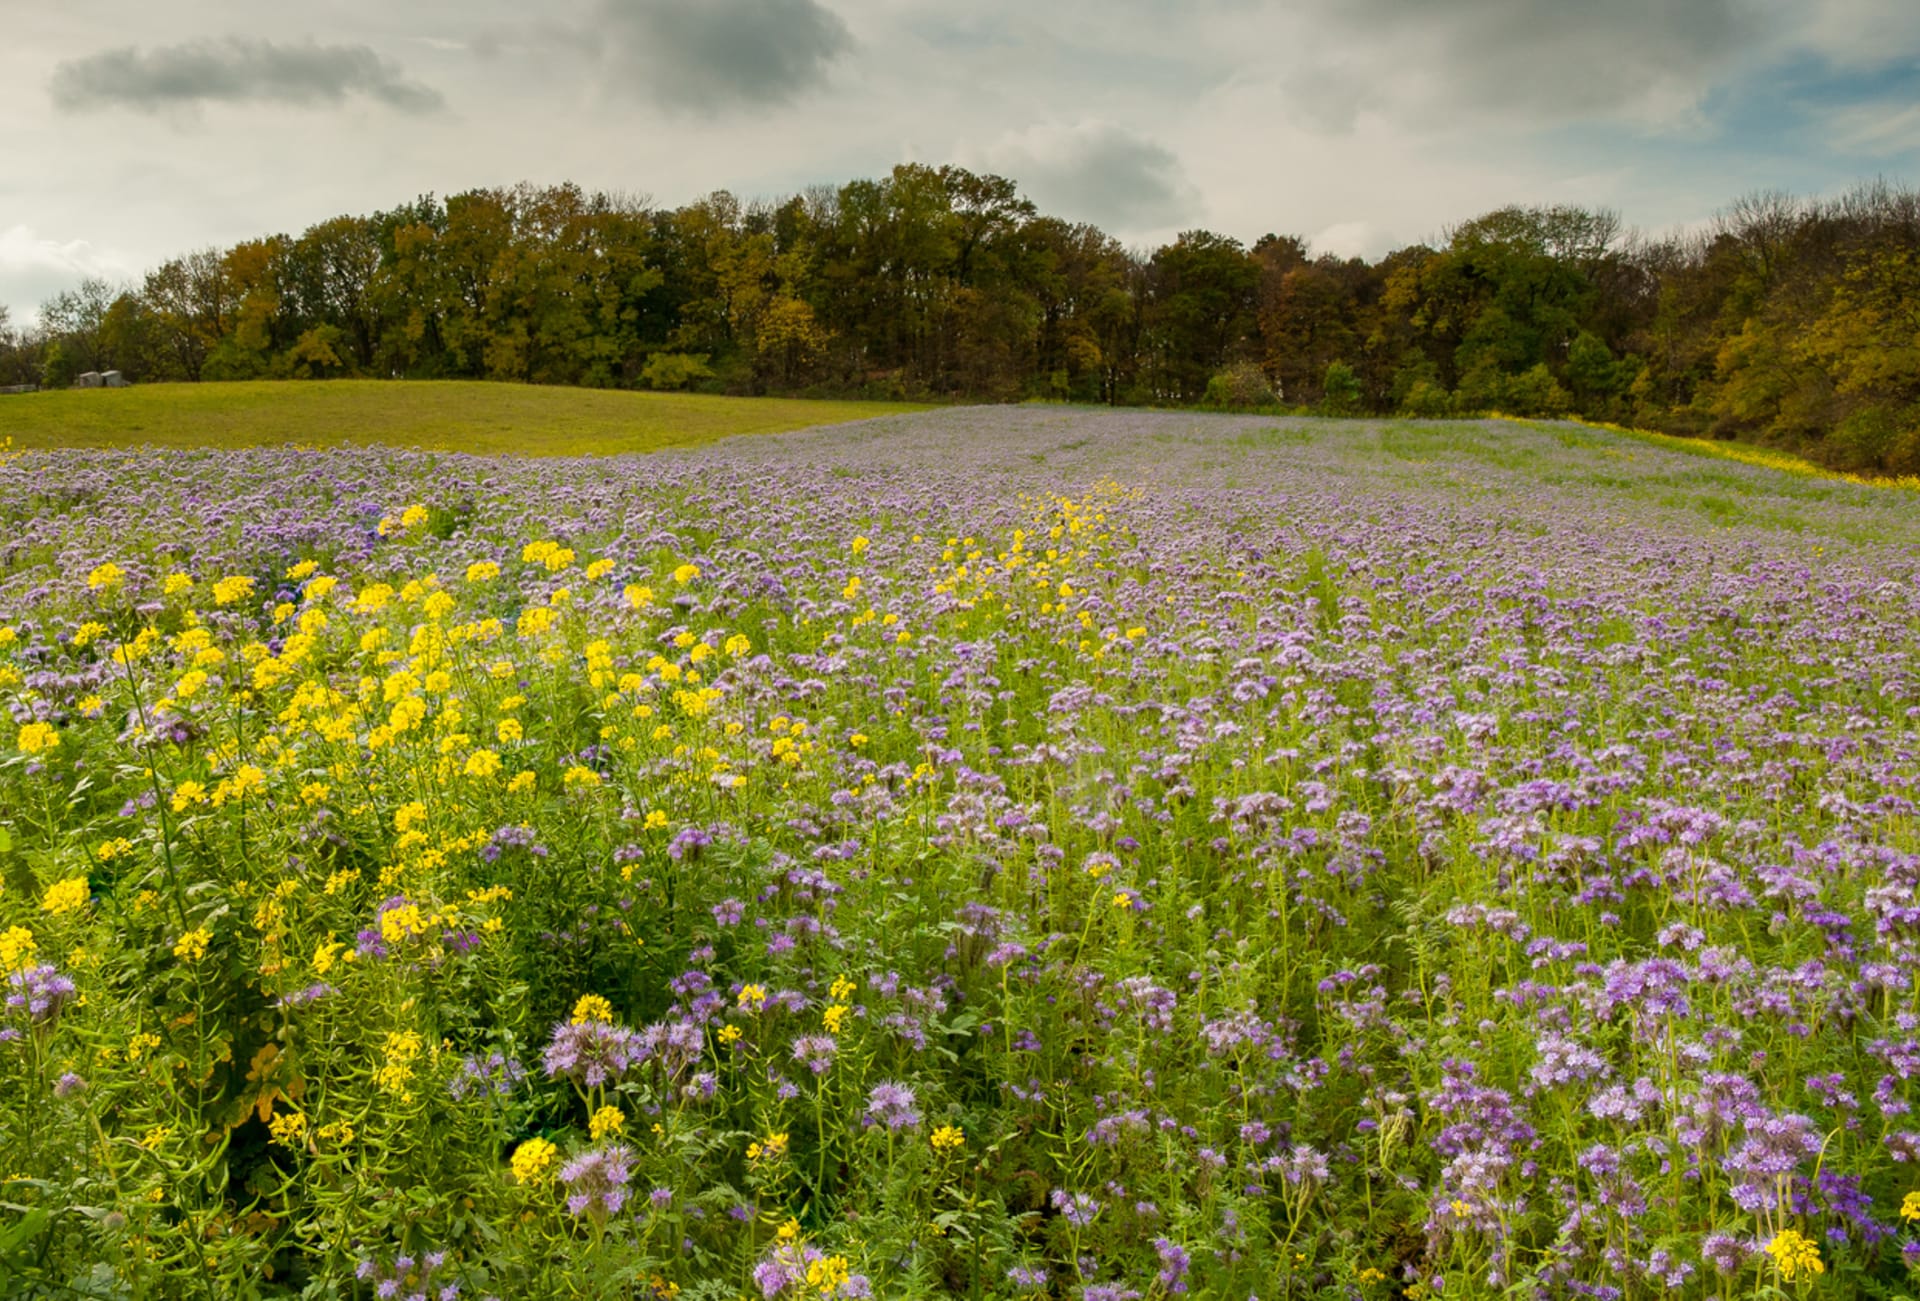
1820;100;1920;156
599;0;852;114
0;226;135;324
50;38;444;115
982;123;1195;231
1288;0;1758;129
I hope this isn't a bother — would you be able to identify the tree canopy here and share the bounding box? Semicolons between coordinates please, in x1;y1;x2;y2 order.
8;168;1920;475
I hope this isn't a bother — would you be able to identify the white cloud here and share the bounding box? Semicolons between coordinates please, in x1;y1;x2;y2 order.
0;227;136;324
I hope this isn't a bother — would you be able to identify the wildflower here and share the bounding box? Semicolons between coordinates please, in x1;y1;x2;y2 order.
1765;1229;1824;1283
588;1103;627;1140
173;928;212;963
559;1143;635;1220
211;575;255;605
1153;1238;1191;1294
87;562;125;591
16;722;59;755
1049;1189;1100;1228
930;1125;965;1153
738;983;768;1011
822;1004;850;1034
267;1111;307;1147
792;1035;838;1075
6;964;76;1022
463;748;502;779
672;563;699;584
572;994;616;1025
850;535;869;555
54;1071;87;1099
41;877;90;916
1905;1191;1920;1223
511;1136;557;1182
747;1132;789;1162
863;1081;921;1131
545;1019;642;1088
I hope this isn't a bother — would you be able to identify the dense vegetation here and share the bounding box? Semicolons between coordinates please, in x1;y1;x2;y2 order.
4;410;1920;1297
4;167;1920;474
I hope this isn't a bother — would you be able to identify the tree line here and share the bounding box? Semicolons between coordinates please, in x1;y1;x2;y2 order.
4;165;1918;475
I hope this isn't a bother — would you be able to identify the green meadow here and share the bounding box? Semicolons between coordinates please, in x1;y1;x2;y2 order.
0;380;928;456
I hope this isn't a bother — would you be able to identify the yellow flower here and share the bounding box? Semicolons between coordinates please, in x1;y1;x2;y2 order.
466;560;501;583
312;937;344;977
822;1004;850;1034
41;877;90;916
643;809;668;830
716;1024;742;1045
140;1124;172;1151
849;535;870;555
16;721;59;755
747;1132;788;1162
930;1125;965;1153
737;983;767;1011
776;1217;801;1242
1904;1190;1920;1223
1765;1229;1824;1283
86;562;125;591
511;1136;557;1183
571;994;616;1025
211;575;255;606
173;928;212;963
162;572;194;596
268;1111;307;1147
507;771;537;794
671;563;700;585
0;925;37;971
464;748;502;779
399;503;430;530
562;765;601;788
497;718;524;744
805;1254;850;1295
624;584;654;609
589;1105;625;1140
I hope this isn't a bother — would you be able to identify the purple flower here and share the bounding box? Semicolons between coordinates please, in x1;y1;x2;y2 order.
792;1034;838;1075
558;1143;634;1221
543;1020;641;1089
863;1080;921;1131
6;965;75;1023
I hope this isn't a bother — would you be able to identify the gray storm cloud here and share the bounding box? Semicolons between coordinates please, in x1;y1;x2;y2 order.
988;124;1194;229
50;38;444;114
1302;0;1756;122
599;0;853;114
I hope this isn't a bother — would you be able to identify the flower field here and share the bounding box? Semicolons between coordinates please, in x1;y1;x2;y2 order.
4;408;1920;1299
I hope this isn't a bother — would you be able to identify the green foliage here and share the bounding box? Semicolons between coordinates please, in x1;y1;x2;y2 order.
1200;360;1278;411
39;340;76;391
1319;360;1361;415
639;353;716;391
13;174;1920;474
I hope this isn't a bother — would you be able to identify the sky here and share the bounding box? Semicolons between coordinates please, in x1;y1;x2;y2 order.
4;0;1919;322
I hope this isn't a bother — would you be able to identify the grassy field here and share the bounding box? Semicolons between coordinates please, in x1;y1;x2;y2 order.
0;380;929;455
